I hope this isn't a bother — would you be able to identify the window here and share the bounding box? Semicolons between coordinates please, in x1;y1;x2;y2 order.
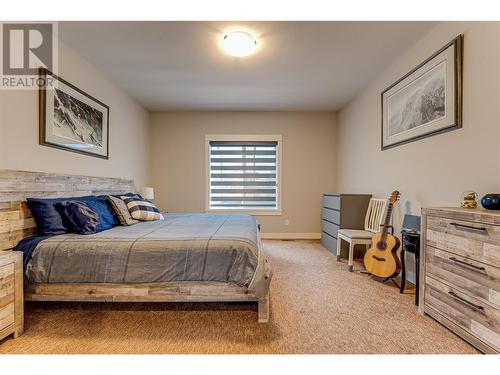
206;135;282;214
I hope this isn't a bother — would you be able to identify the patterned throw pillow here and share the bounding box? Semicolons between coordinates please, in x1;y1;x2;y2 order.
56;201;100;235
120;196;164;221
108;195;139;226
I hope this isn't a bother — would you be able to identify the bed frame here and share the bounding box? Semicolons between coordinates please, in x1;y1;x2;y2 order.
0;170;269;323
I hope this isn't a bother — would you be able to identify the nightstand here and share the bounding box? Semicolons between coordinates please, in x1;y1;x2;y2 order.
0;251;24;341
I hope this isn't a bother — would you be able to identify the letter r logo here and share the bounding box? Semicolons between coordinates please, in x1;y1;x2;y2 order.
2;23;53;75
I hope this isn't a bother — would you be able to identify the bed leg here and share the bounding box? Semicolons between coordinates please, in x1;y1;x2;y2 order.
258;292;270;323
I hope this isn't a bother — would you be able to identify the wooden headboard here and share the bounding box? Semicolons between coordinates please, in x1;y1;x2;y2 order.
0;170;135;251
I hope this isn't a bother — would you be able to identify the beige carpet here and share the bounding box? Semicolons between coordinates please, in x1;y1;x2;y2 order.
0;240;478;354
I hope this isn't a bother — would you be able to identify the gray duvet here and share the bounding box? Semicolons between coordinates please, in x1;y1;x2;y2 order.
26;213;271;297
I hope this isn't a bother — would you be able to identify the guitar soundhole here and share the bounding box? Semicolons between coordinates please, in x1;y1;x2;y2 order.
376;241;387;250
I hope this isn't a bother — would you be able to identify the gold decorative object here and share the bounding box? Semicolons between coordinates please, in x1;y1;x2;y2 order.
461;191;478;209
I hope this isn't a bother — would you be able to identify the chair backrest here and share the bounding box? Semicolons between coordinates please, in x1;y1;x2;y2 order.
364;198;388;233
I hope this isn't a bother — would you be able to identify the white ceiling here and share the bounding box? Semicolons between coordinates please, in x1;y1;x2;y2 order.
59;21;434;111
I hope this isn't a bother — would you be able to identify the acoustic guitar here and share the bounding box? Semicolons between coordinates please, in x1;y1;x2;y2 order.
363;191;402;278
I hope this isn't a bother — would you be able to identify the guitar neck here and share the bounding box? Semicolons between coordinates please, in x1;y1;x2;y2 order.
381;202;394;239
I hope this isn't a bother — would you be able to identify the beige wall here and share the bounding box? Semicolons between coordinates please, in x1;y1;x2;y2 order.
0;41;150;188
337;22;500;230
150;111;337;235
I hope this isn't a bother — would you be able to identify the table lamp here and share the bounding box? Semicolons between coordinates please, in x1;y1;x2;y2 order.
140;187;154;200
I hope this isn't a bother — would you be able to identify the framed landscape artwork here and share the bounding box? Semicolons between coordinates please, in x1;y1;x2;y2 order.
381;35;463;150
39;68;109;159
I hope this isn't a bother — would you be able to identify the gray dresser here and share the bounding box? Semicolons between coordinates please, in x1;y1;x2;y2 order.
321;193;372;255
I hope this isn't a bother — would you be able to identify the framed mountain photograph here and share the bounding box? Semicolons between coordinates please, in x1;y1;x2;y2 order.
381;35;463;150
39;68;109;159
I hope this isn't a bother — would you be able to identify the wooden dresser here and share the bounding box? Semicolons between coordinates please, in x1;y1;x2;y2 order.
0;251;23;341
321;193;372;255
420;207;500;353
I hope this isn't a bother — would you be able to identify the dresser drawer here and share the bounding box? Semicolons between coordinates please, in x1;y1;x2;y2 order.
426;216;500;267
321;231;337;254
0;262;15;300
323;195;340;210
425;276;500;352
426;246;500;309
425;276;500;351
322;219;339;238
322;207;340;225
0;302;14;331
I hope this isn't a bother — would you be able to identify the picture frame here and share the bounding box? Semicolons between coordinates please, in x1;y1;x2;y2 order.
39;68;109;159
381;35;463;150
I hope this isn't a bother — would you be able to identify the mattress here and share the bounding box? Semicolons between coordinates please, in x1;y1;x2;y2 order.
26;213;271;297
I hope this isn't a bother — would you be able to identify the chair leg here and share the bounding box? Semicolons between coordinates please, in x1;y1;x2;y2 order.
336;237;342;261
258;292;270;323
348;242;354;272
364;244;370;271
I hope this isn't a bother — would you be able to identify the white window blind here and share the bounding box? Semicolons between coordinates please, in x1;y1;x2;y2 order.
208;140;279;210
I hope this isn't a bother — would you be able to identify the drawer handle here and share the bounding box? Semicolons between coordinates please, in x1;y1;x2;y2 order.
449;257;486;273
448;291;484;311
450;222;487;232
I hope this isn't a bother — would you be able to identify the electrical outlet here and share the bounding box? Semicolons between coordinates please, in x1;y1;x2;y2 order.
284;219;290;226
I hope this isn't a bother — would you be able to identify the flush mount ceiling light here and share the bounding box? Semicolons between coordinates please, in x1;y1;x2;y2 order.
222;31;258;57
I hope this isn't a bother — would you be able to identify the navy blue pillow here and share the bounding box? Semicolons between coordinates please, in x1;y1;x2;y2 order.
26;197;72;235
77;195;118;232
27;195;118;235
57;201;100;235
110;192;143;199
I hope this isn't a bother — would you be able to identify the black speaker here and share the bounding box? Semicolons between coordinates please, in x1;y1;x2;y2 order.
400;214;421;306
402;214;420;234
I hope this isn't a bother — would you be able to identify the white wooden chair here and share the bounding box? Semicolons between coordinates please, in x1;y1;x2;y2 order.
336;198;387;272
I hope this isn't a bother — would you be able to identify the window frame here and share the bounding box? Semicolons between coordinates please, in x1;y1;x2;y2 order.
205;134;282;216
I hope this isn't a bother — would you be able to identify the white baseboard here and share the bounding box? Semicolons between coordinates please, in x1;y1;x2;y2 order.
260;233;321;240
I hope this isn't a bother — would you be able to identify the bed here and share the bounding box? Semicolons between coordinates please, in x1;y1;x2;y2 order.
0;170;271;323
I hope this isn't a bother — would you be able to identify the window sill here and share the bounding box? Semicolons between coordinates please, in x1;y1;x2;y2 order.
205;209;282;216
